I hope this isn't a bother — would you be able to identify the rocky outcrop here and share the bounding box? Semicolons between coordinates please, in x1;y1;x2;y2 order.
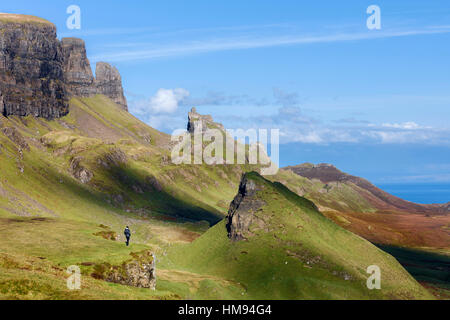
187;107;224;133
93;251;156;290
1;127;30;151
69;156;93;184
226;173;266;241
0;14;68;119
95;62;128;111
146;176;163;192
96;148;128;169
105;259;156;289
61;38;96;97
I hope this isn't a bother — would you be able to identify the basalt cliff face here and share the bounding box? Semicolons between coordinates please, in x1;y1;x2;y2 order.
0;15;68;119
0;13;128;120
61;37;96;97
226;174;266;241
95;62;128;111
62;38;128;111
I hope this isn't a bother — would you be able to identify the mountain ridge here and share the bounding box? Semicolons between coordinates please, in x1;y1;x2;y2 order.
284;163;449;214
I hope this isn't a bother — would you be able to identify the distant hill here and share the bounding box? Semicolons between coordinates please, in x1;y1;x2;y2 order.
273;164;450;249
284;163;449;214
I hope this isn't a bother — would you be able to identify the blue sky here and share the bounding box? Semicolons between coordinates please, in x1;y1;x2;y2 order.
3;1;450;185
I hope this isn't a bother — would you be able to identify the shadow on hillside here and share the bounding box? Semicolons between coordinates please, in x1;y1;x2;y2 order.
376;244;450;289
42;163;223;226
102;164;224;225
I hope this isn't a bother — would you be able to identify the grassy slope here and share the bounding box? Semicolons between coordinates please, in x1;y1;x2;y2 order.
0;217;177;300
162;173;434;300
270;169;450;296
0;13;54;26
271;170;450;248
1;95;244;224
271;169;377;214
0;95;256;299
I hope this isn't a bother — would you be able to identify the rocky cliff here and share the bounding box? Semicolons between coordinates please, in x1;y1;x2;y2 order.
95;62;128;111
0;14;68;119
0;13;128;120
61;38;128;111
61;37;96;97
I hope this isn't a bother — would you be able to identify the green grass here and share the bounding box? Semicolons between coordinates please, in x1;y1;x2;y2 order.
160;172;434;300
0;95;262;299
270;169;377;214
0;217;178;300
0;13;54;26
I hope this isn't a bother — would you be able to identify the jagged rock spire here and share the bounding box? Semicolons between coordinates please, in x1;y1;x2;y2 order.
187;107;224;133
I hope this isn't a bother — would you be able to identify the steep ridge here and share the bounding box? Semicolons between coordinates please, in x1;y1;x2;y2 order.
165;172;433;299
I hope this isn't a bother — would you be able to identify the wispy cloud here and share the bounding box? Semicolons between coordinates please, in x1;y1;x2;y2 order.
91;26;450;62
58;27;159;38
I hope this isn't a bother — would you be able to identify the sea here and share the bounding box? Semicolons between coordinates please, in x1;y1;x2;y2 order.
376;183;450;205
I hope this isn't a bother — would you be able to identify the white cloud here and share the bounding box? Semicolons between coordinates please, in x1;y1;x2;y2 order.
381;122;425;130
151;88;190;114
290;132;323;144
133;88;190;114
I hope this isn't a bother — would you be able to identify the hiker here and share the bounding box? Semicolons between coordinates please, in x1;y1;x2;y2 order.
124;226;131;246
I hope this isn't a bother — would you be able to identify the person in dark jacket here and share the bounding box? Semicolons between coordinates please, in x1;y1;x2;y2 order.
124;226;131;246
